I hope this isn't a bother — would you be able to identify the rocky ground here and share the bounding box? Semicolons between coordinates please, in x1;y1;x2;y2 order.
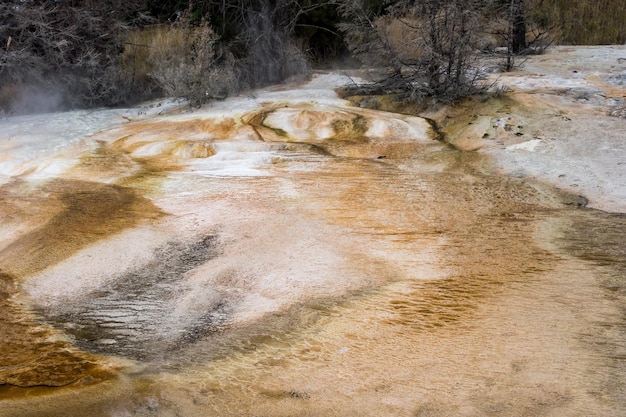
433;46;626;213
0;46;624;417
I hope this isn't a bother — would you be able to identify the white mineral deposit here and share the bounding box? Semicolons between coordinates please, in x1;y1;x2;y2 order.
0;46;625;417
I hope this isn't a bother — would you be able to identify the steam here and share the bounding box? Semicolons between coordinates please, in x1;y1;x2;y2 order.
2;84;66;115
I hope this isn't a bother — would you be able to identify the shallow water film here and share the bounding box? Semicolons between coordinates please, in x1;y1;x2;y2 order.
1;94;625;416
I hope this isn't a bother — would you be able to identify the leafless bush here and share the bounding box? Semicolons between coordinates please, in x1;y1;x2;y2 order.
0;0;148;113
337;0;401;72
487;0;557;71
148;16;239;107
147;1;313;105
338;0;491;102
240;22;310;87
0;0;324;113
232;1;312;88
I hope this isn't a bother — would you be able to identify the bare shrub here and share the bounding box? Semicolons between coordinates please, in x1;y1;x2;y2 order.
487;0;558;71
338;0;491;102
146;2;313;105
240;26;310;88
235;1;311;88
148;17;239;107
337;0;399;71
0;0;151;113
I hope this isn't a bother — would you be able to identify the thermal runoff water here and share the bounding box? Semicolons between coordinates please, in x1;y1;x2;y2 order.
1;53;626;417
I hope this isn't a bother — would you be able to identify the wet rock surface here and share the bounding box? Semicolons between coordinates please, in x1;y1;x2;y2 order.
39;235;226;360
0;179;162;278
0;273;115;391
0;58;624;416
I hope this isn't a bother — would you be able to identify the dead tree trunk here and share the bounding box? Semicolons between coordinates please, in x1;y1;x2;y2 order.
510;0;526;54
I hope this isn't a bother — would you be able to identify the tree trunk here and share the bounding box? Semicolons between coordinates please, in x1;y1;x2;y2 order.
510;0;526;54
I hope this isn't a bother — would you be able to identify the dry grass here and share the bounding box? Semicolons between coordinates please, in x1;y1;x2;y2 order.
120;21;239;106
531;0;626;45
